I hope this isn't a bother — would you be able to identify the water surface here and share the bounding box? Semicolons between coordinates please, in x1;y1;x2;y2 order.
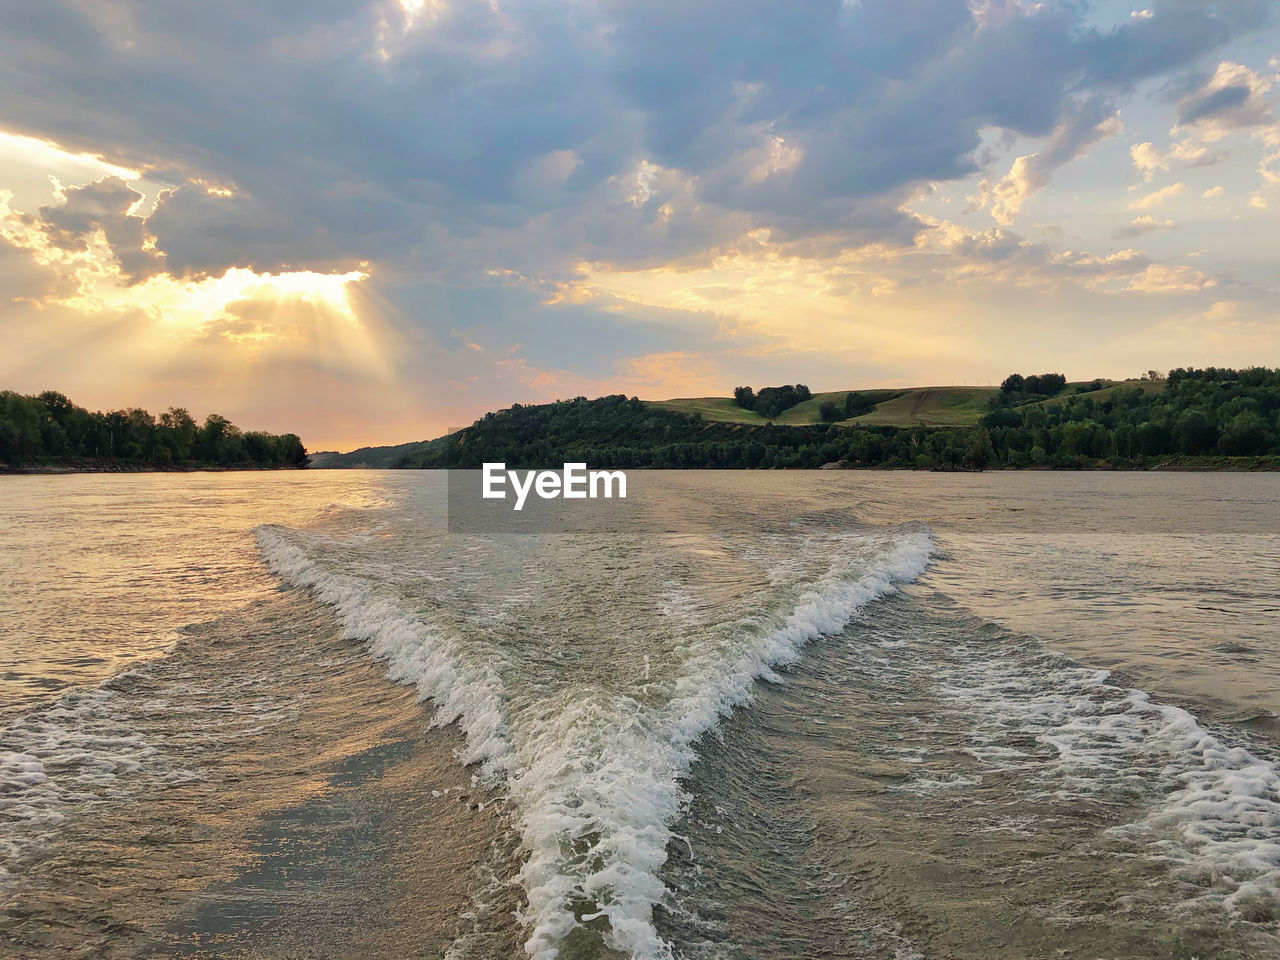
1;471;1277;958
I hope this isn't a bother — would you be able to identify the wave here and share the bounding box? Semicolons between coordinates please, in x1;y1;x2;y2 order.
255;524;934;958
0;651;292;890
928;631;1280;922
254;527;515;778
0;684;173;887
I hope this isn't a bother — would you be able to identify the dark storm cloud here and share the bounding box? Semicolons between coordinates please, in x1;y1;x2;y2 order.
0;0;1271;282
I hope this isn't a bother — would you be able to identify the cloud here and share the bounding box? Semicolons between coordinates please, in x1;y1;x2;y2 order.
0;1;1276;446
35;176;164;282
1128;263;1217;293
971;97;1123;225
1203;185;1225;198
1175;61;1277;140
0;232;76;304
1181;84;1253;125
1114;215;1175;238
1130;138;1216;184
1131;182;1186;209
0;0;1270;277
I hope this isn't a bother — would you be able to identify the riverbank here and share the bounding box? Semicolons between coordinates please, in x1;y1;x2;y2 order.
810;455;1280;471
1;460;308;474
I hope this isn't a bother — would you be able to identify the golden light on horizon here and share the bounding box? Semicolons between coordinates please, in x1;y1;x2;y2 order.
570;246;967;363
130;267;370;327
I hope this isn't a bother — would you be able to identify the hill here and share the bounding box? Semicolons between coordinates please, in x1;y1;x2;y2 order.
311;369;1280;471
653;381;1165;428
308;439;431;469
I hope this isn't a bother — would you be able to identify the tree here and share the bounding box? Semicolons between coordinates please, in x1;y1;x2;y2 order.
1174;410;1217;455
1000;373;1026;395
819;400;840;422
39;391;74;424
1219;411;1270;456
199;413;233;462
159;407;198;461
843;391;875;418
1135;420;1171;456
0;390;307;468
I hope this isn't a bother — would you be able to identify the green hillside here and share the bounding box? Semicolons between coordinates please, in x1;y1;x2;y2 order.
771;389;902;424
308;439;429;469
1031;378;1165;407
651;386;991;427
648;397;770;424
651;380;1165;429
850;387;997;427
386;367;1280;471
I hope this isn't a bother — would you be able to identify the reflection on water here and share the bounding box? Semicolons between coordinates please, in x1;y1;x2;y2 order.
0;472;409;715
1;470;1278;958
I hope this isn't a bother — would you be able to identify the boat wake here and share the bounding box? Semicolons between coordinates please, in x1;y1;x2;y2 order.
256;522;934;958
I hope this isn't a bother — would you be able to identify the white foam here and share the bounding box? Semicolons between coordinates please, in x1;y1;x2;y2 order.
514;530;935;959
257;523;933;958
1;636;305;891
934;644;1280;919
0;685;180;887
255;526;515;779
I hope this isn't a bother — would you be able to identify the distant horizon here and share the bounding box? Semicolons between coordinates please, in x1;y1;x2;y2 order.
316;370;1161;453
10;369;1170;454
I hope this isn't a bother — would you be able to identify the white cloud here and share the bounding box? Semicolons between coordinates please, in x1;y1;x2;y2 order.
1130;182;1186;209
1128;263;1216;293
1129;138;1212;184
1114;215;1175;238
971;100;1122;225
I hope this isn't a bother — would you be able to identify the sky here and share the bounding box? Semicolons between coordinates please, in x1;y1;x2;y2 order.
1;0;1278;451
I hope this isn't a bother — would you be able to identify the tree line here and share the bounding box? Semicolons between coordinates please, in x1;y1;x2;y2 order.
0;390;309;468
978;367;1280;464
997;372;1068;406
732;383;811;418
396;368;1280;471
819;391;879;422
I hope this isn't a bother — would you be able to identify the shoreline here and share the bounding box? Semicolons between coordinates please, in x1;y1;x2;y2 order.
1;462;309;475
369;459;1280;473
7;457;1280;475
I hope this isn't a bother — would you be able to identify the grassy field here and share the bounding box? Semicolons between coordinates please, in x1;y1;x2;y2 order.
1030;378;1166;407
651;379;1168;429
650;386;997;427
648;397;773;424
769;389;902;424
853;387;998;427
